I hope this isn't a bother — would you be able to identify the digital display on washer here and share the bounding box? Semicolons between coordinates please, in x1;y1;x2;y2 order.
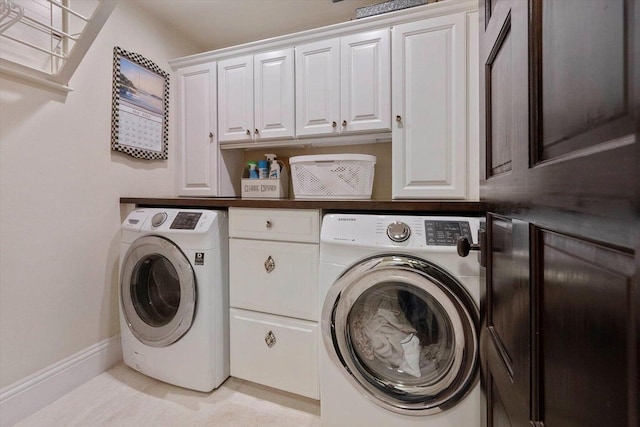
170;212;202;230
424;220;472;245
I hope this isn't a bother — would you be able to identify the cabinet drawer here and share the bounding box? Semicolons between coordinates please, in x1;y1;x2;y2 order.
229;208;319;242
230;308;319;399
230;239;318;320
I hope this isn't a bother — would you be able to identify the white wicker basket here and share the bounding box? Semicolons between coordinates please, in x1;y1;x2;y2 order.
289;154;376;199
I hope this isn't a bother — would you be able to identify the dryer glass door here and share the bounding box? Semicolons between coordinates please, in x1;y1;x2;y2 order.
322;254;478;415
121;236;196;347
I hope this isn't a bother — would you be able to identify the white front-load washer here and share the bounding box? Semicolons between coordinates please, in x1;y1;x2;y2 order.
319;214;481;427
119;208;229;392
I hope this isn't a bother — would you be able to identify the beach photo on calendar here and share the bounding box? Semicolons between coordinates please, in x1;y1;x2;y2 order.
118;57;164;115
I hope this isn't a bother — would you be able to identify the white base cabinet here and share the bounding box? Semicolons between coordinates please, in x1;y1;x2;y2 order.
229;308;318;399
228;208;320;399
230;239;318;320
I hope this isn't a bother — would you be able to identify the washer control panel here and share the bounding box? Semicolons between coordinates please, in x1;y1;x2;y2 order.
424;220;473;246
321;214;480;249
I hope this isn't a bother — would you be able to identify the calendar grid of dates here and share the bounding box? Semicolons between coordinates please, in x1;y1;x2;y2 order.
118;103;163;152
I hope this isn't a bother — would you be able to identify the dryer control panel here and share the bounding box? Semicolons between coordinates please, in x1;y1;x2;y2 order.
170;212;203;230
122;208;222;234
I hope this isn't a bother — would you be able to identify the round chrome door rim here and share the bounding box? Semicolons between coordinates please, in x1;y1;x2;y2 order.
321;254;479;415
120;235;196;347
333;268;465;395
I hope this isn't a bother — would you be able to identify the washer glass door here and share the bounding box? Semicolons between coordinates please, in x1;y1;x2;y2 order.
322;254;478;415
121;235;196;347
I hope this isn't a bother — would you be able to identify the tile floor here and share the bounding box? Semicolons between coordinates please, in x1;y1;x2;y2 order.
14;364;320;427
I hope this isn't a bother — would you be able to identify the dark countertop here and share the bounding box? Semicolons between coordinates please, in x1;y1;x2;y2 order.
121;197;487;215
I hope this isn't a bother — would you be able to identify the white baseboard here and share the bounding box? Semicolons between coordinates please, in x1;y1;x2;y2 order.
0;335;122;427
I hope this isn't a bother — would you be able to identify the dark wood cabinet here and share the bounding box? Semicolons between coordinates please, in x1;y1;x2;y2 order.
479;1;639;426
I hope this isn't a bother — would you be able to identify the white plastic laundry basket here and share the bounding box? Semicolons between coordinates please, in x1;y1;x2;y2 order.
289;154;376;199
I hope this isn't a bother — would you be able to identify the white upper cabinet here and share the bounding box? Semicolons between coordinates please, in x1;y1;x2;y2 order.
218;48;295;144
218;55;254;143
295;38;340;137
391;11;477;199
296;28;391;138
176;63;242;196
340;30;391;133
254;49;296;140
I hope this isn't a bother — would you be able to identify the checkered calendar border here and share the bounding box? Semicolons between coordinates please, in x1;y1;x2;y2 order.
111;46;170;160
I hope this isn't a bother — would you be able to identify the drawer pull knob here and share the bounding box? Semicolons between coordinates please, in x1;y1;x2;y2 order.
265;220;272;229
265;330;276;348
264;256;275;273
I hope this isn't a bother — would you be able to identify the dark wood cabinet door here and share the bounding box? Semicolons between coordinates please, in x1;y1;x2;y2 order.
479;1;639;426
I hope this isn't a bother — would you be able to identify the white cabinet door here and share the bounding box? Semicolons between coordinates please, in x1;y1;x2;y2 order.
296;30;390;138
218;55;254;143
229;239;318;321
392;13;469;199
341;29;391;133
229;207;320;243
295;38;340;137
230;308;319;399
175;63;241;196
254;48;295;140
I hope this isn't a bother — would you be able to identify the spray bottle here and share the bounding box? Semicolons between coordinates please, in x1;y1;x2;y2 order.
247;161;259;179
265;153;280;179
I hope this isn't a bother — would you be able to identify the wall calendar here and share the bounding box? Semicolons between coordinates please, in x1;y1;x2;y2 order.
111;46;169;160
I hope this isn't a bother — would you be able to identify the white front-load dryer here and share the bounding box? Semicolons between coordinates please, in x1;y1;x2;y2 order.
319;214;482;427
119;208;229;392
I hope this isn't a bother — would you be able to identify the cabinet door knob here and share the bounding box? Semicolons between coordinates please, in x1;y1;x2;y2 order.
265;330;276;348
342;120;347;127
264;255;275;273
245;129;251;136
265;220;272;229
396;115;402;123
254;129;259;135
209;132;213;138
332;121;337;128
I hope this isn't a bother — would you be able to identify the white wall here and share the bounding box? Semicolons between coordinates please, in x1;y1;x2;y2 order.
0;1;200;388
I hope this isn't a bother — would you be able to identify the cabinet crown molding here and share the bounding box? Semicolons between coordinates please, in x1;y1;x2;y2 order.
168;0;477;71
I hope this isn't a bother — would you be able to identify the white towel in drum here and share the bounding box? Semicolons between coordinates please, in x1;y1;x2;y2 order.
358;298;422;377
400;333;422;378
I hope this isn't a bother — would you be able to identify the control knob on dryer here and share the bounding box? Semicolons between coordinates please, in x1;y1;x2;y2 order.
151;212;168;227
386;221;411;242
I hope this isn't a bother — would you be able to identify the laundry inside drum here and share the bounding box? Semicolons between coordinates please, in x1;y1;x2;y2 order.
347;282;455;388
